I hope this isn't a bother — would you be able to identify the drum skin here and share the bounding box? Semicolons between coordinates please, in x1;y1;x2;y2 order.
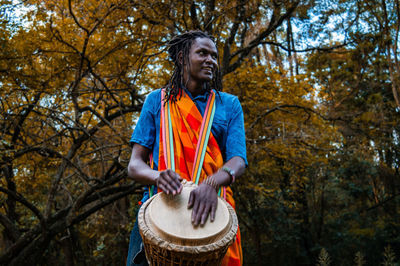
138;181;238;266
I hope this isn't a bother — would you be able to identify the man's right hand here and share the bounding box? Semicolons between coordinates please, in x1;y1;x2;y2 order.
155;169;183;195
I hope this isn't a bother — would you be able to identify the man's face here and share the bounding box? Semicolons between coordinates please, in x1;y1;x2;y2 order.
185;37;218;85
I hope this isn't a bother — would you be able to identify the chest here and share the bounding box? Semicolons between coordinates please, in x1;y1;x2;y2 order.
154;98;229;148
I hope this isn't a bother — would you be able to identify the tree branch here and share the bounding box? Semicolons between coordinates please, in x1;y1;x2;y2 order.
0;187;46;232
68;0;89;35
246;104;333;134
0;213;21;242
226;1;300;75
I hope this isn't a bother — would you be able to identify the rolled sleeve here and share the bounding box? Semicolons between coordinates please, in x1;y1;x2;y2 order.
130;91;158;150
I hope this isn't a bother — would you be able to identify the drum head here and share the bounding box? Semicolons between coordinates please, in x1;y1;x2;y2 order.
145;182;231;246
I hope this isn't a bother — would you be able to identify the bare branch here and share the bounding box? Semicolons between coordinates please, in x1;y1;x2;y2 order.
190;1;201;30
68;0;89;35
246;104;333;134
0;187;46;231
222;0;246;73
204;0;216;33
0;213;21;242
70;185;142;226
261;41;350;53
225;1;300;75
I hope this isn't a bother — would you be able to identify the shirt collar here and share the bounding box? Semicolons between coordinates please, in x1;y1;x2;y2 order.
183;87;210;102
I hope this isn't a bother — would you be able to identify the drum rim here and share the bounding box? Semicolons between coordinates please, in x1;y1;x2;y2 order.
138;187;238;254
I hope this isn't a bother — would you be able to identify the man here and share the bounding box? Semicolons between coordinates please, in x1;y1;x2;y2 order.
126;30;247;266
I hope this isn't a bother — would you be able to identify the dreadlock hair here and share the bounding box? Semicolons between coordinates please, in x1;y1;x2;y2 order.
164;30;222;103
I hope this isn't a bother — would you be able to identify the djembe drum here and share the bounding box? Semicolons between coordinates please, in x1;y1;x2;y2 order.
138;181;238;266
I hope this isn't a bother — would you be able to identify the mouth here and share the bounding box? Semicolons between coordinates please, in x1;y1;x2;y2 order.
202;67;213;74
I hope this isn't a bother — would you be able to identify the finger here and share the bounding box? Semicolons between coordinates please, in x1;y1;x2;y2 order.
157;180;170;194
164;171;183;195
165;170;182;194
210;202;217;222
158;174;175;194
176;181;183;194
156;175;167;193
170;173;182;194
160;171;175;194
188;191;194;208
201;204;211;225
175;173;183;193
191;196;201;224
193;202;205;226
171;171;183;193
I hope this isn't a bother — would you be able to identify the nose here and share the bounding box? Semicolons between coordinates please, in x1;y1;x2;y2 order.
205;54;217;66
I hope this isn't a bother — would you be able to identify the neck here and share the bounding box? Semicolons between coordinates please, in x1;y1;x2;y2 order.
185;80;205;97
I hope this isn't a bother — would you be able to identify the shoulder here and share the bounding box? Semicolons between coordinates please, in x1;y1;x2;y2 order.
142;89;162;109
216;91;242;109
145;88;162;102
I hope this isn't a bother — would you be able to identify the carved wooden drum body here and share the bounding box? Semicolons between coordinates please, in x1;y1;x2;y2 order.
138;181;238;266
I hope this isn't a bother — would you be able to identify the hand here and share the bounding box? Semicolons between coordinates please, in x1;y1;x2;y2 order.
188;182;218;226
155;169;183;195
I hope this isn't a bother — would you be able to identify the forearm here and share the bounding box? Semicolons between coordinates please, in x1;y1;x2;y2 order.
127;144;159;185
127;158;159;185
211;156;246;187
191;156;245;225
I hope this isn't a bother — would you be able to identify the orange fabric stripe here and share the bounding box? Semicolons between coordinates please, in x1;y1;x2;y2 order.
159;89;221;182
221;226;242;266
159;89;242;265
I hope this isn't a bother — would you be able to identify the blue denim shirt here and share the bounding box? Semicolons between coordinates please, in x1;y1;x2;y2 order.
130;88;247;169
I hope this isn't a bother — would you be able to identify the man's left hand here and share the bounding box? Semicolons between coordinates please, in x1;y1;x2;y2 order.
187;183;218;226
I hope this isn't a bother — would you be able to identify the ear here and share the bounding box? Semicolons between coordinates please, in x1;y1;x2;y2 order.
178;51;183;66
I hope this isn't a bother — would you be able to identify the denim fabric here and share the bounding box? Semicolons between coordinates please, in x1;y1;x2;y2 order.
126;214;148;266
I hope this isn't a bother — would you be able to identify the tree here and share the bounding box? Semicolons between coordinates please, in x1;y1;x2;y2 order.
0;0;156;264
5;0;398;265
0;0;314;264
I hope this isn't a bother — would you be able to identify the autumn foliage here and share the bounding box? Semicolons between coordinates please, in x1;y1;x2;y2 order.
1;0;400;265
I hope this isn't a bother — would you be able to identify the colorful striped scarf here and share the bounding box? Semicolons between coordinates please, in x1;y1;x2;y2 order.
158;88;242;266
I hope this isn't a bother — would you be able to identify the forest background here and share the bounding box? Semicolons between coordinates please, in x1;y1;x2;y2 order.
1;0;400;265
